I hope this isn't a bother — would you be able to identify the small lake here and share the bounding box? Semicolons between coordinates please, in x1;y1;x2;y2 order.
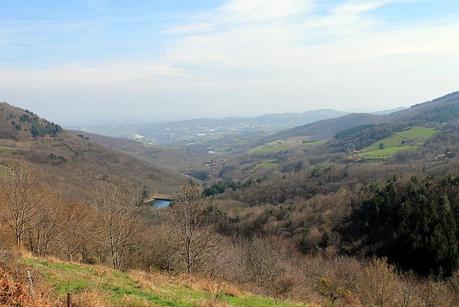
153;199;172;208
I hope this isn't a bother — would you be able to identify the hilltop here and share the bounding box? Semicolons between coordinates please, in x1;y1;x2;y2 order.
271;113;382;141
0;102;62;140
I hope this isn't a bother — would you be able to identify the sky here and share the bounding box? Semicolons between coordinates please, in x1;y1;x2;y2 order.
1;0;459;125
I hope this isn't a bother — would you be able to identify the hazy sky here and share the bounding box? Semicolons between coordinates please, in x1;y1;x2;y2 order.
1;0;459;125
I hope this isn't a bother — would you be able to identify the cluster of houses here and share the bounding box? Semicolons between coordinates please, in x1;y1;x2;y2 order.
203;158;226;167
433;151;454;161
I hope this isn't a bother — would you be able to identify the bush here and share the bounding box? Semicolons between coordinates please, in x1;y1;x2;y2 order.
186;170;209;181
83;256;99;265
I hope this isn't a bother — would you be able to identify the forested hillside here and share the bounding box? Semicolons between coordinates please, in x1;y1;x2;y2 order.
273;91;459;141
0;103;62;140
0;103;183;201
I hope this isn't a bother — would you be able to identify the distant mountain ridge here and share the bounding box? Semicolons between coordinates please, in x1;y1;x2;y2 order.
78;109;348;145
388;91;459;124
272;113;383;141
248;109;348;127
372;107;407;115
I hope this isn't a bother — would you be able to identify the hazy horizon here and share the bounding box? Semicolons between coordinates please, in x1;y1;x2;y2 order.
66;106;414;128
1;0;458;125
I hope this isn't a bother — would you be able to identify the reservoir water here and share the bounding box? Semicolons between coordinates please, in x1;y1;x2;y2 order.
153;199;172;208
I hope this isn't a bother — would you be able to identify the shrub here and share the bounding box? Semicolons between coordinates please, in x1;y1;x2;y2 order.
186;170;209;181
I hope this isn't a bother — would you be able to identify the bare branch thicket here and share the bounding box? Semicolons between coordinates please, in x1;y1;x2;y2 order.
95;182;145;270
29;191;64;256
0;161;43;248
169;184;222;274
58;201;91;262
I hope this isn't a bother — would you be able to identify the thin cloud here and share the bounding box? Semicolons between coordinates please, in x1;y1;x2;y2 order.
0;62;188;89
0;0;458;122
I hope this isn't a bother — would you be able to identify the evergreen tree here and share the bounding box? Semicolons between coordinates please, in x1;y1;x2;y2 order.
346;176;459;277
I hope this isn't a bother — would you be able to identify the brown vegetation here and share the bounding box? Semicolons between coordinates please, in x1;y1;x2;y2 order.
0;252;53;306
95;182;144;269
168;185;223;274
1;159;458;306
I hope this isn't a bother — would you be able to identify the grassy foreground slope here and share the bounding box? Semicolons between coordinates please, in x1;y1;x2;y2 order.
24;257;307;307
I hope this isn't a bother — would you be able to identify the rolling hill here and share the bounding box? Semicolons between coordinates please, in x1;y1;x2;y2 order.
191;91;459;185
0;103;62;140
271;113;383;141
389;91;459;123
357;126;437;160
75;92;459;183
0;102;184;201
271;92;459;140
326;92;459;153
271;91;459;141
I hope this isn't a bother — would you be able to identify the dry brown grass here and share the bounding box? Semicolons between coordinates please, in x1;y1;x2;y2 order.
177;274;243;298
130;270;243;300
196;301;230;307
71;290;110;307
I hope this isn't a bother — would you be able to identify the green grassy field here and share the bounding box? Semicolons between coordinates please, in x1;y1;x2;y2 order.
24;257;307;307
0;145;17;154
359;145;415;160
253;161;279;171
249;138;323;155
359;126;436;160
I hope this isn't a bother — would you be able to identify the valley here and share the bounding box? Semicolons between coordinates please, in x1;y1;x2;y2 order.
77;109;346;146
3;1;459;305
2;92;459;306
93;93;458;185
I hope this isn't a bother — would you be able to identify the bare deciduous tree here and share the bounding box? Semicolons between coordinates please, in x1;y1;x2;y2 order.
0;161;43;248
169;184;221;274
31;192;65;256
59;201;90;262
95;183;144;270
